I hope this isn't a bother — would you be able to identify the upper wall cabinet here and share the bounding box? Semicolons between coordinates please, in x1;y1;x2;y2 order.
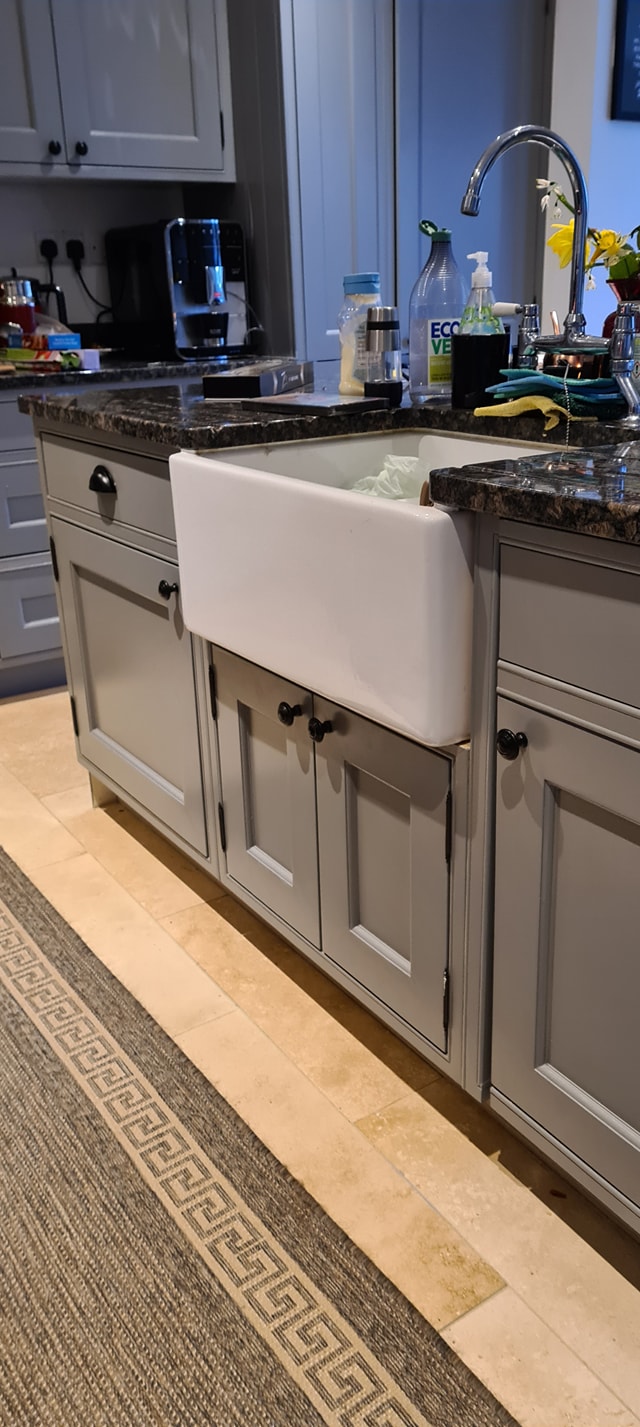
0;0;65;165
0;0;235;180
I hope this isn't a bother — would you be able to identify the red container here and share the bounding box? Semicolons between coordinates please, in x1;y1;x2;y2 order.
0;278;37;336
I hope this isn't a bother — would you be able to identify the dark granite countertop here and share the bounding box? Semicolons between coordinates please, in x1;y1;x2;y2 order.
1;354;267;393
18;379;629;452
19;376;640;544
429;445;640;544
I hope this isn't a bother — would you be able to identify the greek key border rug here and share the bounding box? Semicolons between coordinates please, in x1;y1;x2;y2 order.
0;845;517;1427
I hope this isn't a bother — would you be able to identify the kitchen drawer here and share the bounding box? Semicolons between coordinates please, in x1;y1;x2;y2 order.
499;543;640;708
41;436;175;543
0;395;39;451
0;456;47;557
0;555;61;661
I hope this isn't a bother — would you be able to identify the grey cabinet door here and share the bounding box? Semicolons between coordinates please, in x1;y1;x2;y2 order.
0;457;46;557
0;0;65;164
315;699;451;1049
51;0;226;172
0;556;60;660
214;647;320;947
492;696;640;1208
51;518;206;855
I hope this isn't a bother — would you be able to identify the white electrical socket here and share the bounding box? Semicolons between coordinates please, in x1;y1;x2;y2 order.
35;232;103;266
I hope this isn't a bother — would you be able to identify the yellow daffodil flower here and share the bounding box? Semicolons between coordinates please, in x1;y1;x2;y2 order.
590;229;631;266
547;220;577;269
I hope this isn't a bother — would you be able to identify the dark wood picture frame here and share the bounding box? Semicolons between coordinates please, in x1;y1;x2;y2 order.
612;0;640;120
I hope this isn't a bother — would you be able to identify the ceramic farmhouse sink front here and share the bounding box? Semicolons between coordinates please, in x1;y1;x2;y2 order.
169;429;546;745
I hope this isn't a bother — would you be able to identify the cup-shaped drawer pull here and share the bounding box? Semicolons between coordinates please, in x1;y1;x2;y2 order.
89;464;117;496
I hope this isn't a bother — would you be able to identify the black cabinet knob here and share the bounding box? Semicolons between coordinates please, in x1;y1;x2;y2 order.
75;140;88;157
48;139;62;156
277;701;302;726
496;728;528;761
308;717;333;744
89;464;117;495
158;579;179;600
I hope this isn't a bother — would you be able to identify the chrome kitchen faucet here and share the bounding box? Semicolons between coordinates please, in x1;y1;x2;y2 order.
461;124;590;352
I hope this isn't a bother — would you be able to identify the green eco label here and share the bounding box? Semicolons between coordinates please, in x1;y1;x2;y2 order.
427;318;460;384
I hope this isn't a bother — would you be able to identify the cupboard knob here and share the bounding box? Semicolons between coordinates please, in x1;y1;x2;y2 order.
277;701;302;726
158;579;179;600
308;717;333;743
496;728;528;761
89;464;117;495
75;141;88;157
48;140;62;156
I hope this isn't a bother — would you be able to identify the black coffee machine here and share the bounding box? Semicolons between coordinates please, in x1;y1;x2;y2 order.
105;218;251;360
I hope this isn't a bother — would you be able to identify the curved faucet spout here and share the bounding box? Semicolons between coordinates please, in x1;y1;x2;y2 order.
461;124;588;343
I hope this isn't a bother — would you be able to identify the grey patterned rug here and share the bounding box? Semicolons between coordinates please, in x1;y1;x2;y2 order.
0;845;517;1427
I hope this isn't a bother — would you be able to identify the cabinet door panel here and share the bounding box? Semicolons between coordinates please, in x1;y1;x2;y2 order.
0;0;64;164
214;647;320;947
52;0;224;170
52;518;206;854
315;700;451;1049
492;697;640;1207
0;458;46;556
0;558;60;660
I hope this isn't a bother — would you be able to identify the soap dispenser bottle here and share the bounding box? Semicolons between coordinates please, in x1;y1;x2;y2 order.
451;251;510;409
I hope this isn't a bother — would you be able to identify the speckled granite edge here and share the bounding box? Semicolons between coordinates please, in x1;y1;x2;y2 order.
429;467;640;544
17;385;626;451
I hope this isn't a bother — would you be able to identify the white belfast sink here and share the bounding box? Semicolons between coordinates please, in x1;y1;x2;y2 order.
169;429;547;746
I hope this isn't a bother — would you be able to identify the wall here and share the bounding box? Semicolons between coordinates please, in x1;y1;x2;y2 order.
0;180;182;327
396;0;554;345
542;0;640;336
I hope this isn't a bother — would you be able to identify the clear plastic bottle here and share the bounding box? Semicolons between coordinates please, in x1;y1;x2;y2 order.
338;273;381;394
458;252;505;334
409;224;465;404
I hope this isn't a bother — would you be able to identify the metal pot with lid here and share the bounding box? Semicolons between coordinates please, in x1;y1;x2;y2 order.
0;277;37;335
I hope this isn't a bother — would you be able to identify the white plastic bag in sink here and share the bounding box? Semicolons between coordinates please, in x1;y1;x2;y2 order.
350;454;429;501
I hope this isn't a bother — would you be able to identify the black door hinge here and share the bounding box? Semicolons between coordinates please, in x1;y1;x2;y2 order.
69;694;79;737
208;662;217;720
445;788;452;864
220;110;225;149
218;801;227;853
49;534;59;582
442;967;451;1034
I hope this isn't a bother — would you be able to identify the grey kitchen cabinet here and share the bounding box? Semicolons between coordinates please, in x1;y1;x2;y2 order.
314;696;452;1051
492;693;640;1213
0;553;61;659
50;516;207;855
0;397;64;696
0;0;234;179
0;455;47;558
213;647;453;1049
0;0;65;166
214;647;320;946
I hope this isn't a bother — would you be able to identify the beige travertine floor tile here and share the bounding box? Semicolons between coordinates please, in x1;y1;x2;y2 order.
443;1288;640;1427
357;1092;640;1413
0;688;86;797
43;786;225;920
162;898;440;1121
0;762;84;870
30;853;235;1036
415;1077;640;1292
176;1008;503;1330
